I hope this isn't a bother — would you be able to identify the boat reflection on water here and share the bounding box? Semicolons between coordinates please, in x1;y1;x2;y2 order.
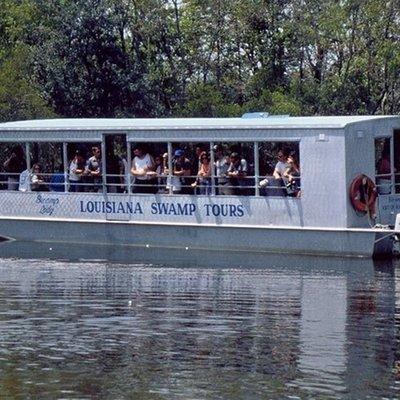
0;240;398;398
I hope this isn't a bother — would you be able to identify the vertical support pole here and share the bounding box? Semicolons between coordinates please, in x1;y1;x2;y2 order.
63;142;68;193
25;142;31;170
254;141;260;196
168;142;173;195
101;138;106;194
390;136;395;194
210;141;215;195
127;139;132;194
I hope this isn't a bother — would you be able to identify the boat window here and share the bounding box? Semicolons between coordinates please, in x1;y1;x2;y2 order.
212;142;255;196
375;137;393;195
104;135;127;194
258;142;301;197
0;138;300;198
0;143;27;191
129;142;168;194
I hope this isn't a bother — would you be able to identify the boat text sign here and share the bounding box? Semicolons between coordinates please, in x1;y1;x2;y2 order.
0;192;303;227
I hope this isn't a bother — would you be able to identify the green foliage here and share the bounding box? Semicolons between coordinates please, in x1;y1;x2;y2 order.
0;46;55;121
0;0;399;120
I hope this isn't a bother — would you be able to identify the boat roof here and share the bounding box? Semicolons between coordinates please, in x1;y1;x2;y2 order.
0;115;398;131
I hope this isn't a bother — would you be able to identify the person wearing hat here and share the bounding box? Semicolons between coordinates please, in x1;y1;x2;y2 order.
165;149;191;194
213;144;230;195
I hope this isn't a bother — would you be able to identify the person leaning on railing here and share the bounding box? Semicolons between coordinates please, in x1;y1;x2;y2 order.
227;152;247;195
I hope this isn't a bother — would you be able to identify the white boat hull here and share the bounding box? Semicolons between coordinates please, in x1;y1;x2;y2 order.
0;217;383;258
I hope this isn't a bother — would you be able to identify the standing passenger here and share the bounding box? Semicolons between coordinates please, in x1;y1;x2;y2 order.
272;148;290;196
165;149;191;194
213;144;230;195
192;151;211;195
131;144;155;194
227;152;248;195
49;164;65;192
85;146;102;192
69;150;85;192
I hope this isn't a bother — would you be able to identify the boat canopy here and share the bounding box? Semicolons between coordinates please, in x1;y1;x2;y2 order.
0;116;398;142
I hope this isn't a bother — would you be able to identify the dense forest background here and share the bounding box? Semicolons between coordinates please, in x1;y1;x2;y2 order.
0;0;399;122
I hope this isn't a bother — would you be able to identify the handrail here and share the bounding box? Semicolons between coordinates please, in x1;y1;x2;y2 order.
0;171;301;196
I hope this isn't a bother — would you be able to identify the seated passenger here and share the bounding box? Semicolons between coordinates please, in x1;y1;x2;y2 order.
165;149;191;194
192;151;211;195
49;165;65;192
3;145;26;190
213;144;230;195
227;152;247;195
131;144;156;194
69;150;85;192
283;154;301;197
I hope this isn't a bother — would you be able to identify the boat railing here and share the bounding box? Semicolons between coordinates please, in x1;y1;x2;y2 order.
0;171;301;197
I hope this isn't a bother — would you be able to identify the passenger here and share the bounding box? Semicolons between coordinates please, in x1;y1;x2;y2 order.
3;145;26;190
283;154;301;197
259;164;286;196
272;148;290;195
49;164;65;192
165;149;191;194
227;152;247;195
69;150;85;192
30;164;44;191
192;151;211;195
193;144;204;170
131;144;156;194
150;154;166;193
18;168;31;191
85;146;102;192
213;144;230;195
376;145;392;194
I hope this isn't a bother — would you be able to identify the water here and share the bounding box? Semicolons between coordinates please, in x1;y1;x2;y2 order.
0;242;399;399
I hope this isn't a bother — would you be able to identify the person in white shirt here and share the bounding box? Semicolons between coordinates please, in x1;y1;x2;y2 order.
131;144;155;193
273;148;290;180
19;164;44;192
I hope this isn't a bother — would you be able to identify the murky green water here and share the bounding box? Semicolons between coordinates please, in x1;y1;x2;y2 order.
0;242;399;399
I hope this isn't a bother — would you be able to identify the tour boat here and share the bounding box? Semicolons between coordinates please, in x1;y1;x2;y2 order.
0;114;399;258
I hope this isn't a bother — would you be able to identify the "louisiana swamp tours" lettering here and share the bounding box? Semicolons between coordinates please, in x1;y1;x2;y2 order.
79;200;245;218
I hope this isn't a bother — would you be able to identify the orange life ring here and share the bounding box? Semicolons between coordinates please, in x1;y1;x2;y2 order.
349;174;377;213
